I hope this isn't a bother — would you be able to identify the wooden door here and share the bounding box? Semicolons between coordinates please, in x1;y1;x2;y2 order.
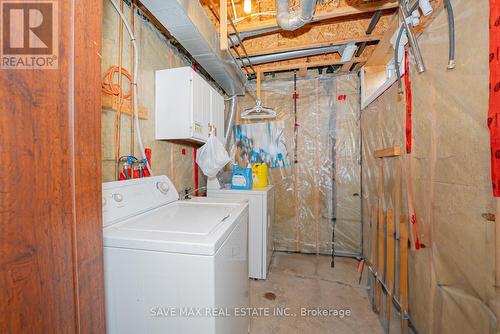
0;1;105;333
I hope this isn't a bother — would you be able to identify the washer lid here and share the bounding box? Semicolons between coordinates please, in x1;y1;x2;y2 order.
118;202;231;235
103;200;246;255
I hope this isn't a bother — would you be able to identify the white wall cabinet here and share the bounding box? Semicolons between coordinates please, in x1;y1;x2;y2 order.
155;67;225;143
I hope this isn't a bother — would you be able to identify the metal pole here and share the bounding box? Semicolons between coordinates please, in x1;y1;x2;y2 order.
293;71;299;164
399;0;425;73
366;10;382;35
331;80;337;268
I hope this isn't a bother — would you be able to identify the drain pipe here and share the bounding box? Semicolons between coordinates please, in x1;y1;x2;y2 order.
225;95;238;149
275;0;318;31
228;27;281;46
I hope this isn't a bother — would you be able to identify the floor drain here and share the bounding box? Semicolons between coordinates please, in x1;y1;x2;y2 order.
264;292;277;300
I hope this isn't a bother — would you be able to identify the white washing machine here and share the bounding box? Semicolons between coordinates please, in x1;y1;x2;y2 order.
207;186;274;279
102;176;249;334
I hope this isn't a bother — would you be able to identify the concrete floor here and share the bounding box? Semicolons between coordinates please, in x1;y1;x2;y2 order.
249;252;384;334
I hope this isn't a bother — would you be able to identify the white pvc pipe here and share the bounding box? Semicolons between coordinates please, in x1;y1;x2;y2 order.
108;0;153;176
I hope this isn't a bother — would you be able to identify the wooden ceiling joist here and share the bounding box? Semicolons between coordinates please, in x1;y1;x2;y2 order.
365;14;399;66
252;41;377;73
341;60;356;73
233;1;399;33
259;57;368;73
254;52;370;73
243;34;383;58
200;0;398;74
238;12;391;58
219;0;228;50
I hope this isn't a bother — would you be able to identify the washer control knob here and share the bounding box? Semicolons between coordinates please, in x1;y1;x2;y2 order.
157;182;170;194
112;193;124;202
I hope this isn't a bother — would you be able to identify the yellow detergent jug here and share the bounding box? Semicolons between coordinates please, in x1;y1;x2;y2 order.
252;163;268;189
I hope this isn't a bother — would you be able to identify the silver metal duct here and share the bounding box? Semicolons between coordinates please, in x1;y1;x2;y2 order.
140;0;247;95
275;0;318;31
239;44;345;67
225;96;238;149
340;42;357;63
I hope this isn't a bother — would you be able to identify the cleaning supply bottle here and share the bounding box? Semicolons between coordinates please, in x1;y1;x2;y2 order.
252;163;268;189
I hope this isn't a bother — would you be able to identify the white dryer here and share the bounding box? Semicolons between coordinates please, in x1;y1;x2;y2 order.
102;176;249;334
207;186;274;280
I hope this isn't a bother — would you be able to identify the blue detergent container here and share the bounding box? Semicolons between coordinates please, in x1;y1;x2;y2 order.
231;165;252;190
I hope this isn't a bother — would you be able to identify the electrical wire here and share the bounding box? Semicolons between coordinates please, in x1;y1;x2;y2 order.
108;0;152;176
115;0;124;180
230;0;238;20
443;0;455;69
130;0;136;156
102;64;133;180
101;66;132;98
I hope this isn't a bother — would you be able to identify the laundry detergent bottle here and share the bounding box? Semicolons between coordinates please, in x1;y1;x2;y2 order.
252;163;268;189
231;164;252;190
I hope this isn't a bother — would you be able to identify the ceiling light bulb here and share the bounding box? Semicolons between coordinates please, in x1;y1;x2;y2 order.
244;0;252;14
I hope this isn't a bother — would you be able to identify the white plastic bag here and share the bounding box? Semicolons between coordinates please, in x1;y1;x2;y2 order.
196;135;231;177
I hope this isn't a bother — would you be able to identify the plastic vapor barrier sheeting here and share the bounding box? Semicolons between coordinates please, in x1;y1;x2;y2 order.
362;1;495;333
234;73;362;255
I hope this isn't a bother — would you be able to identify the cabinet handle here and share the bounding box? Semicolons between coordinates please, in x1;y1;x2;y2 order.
208;123;217;137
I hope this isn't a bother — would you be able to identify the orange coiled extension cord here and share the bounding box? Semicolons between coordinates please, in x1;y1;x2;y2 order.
101;66;132;99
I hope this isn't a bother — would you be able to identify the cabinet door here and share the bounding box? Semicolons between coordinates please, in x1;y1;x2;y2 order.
210;88;225;142
155;68;191;140
191;73;210;141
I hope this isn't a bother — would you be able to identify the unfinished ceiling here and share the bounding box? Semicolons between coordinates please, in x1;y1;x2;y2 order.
201;0;399;74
